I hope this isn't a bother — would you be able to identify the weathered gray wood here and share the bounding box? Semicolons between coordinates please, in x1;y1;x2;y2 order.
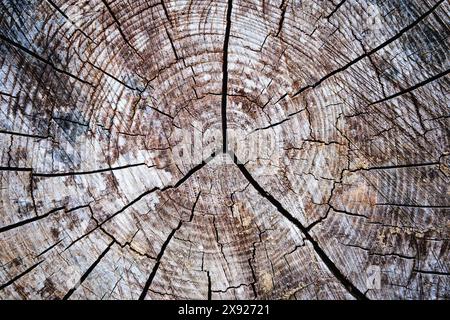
0;0;449;300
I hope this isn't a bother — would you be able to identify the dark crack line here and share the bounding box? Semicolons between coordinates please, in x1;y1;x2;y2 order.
137;240;172;300
64;188;158;251
412;269;450;276
0;91;17;98
350;161;440;172
250;106;307;133
0;166;33;172
276;0;287;37
0;260;43;291
211;282;252;294
165;26;179;60
161;0;173;27
86;61;145;92
0;206;65;234
101;0;143;59
343;243;415;260
36;239;64;258
65;154;213;251
0;129;49;139
207;270;212;300
221;0;233;153
45;0;96;43
0;33;93;86
0;163;152;177
252;118;290;133
376;203;450;209
62;240;115;300
149;105;174;119
248;240;258;299
212;215;230;268
33;162;151;177
169;153;215;188
306;205;368;232
139;192;201;300
0;204;89;235
326;0;346;20
291;0;445;98
368;68;450;106
228;151;368;300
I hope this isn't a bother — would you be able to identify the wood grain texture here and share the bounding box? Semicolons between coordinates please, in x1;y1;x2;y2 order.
0;0;449;300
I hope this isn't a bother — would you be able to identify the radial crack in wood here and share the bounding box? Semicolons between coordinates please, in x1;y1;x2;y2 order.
0;0;449;300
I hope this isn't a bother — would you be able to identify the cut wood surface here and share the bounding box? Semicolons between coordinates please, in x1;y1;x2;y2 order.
0;0;449;300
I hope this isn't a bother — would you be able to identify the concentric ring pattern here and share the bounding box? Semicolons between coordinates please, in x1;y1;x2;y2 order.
0;0;449;300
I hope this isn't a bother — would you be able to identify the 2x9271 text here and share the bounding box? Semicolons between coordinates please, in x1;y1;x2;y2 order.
222;304;269;315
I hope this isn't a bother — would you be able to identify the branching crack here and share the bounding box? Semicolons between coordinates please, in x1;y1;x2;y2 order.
290;0;445;99
101;0;144;59
368;68;450;106
64;153;214;251
63;240;115;299
228;151;368;300
138;191;201;299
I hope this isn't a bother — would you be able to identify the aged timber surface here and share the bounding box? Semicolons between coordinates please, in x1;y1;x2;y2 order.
0;0;449;300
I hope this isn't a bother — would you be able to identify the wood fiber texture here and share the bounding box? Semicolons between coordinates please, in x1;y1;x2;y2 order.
0;0;449;300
